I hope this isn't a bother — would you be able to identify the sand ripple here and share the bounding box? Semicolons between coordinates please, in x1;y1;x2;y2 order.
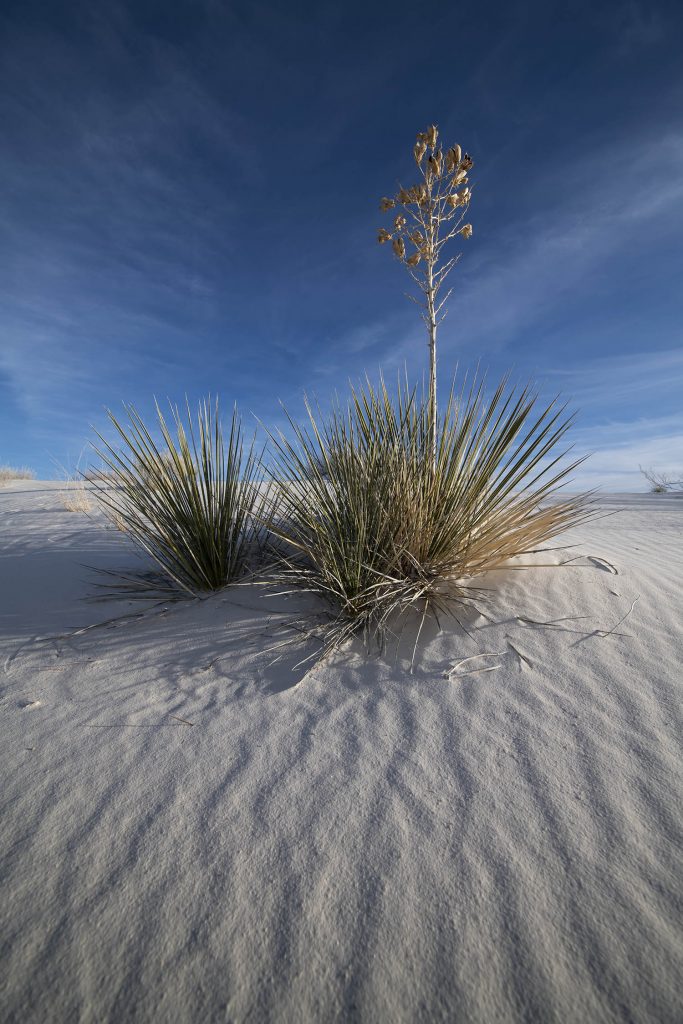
1;483;681;1022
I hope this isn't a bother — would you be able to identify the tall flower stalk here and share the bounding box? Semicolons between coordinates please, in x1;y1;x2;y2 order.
378;124;473;469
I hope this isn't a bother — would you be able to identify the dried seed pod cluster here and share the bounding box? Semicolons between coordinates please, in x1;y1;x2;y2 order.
377;124;474;267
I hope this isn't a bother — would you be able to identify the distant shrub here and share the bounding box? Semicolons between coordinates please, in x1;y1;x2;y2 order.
639;465;682;493
0;465;35;483
264;373;594;658
89;399;263;593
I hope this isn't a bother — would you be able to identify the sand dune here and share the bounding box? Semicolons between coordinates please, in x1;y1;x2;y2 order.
1;482;681;1022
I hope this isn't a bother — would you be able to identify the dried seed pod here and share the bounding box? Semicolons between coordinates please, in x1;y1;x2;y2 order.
460;153;473;171
380;197;396;211
432;150;443;174
394;214;406;230
445;144;462;172
459;223;473;239
392;236;406;259
398;187;411;203
406;183;426;205
414;140;427;166
426;124;438;147
377;228;392;244
447;186;471;209
453;169;468;185
410;229;424;245
406;252;420;266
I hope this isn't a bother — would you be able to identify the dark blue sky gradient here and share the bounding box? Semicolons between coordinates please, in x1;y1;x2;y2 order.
1;0;681;486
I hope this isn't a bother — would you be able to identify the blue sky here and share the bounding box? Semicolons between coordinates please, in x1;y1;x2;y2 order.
1;0;681;488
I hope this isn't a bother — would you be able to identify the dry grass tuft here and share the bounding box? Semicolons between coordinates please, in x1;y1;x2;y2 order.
0;465;35;483
52;451;95;513
60;479;94;514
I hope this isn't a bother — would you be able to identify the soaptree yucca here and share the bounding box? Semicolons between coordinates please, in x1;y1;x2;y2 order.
378;124;473;469
89;399;262;594
265;373;593;659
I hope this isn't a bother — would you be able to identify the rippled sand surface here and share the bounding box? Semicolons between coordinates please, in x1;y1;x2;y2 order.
1;482;681;1022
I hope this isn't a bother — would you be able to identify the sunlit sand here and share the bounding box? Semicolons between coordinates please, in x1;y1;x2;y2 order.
1;481;681;1022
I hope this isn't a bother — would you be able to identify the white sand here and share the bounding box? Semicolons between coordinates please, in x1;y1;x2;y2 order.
1;481;681;1023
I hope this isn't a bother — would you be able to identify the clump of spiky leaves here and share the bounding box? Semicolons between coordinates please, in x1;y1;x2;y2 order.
265;373;594;659
90;398;262;594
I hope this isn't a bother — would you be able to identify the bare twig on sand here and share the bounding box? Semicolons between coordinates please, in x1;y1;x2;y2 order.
588;555;619;575
444;651;507;679
506;640;532;669
598;596;640;638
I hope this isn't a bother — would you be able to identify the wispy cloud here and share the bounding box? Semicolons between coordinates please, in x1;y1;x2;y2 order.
544;349;683;407
569;414;683;491
1;1;681;482
430;132;683;363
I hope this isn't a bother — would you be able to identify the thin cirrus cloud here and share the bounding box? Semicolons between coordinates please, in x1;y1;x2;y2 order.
435;133;683;365
1;0;681;484
545;349;683;406
15;136;683;472
568;415;683;492
3;121;681;475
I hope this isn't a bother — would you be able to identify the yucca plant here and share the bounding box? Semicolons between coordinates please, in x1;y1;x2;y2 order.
265;373;594;658
89;398;262;594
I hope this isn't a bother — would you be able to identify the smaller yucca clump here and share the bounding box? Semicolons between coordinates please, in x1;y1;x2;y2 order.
265;374;594;660
90;398;262;594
